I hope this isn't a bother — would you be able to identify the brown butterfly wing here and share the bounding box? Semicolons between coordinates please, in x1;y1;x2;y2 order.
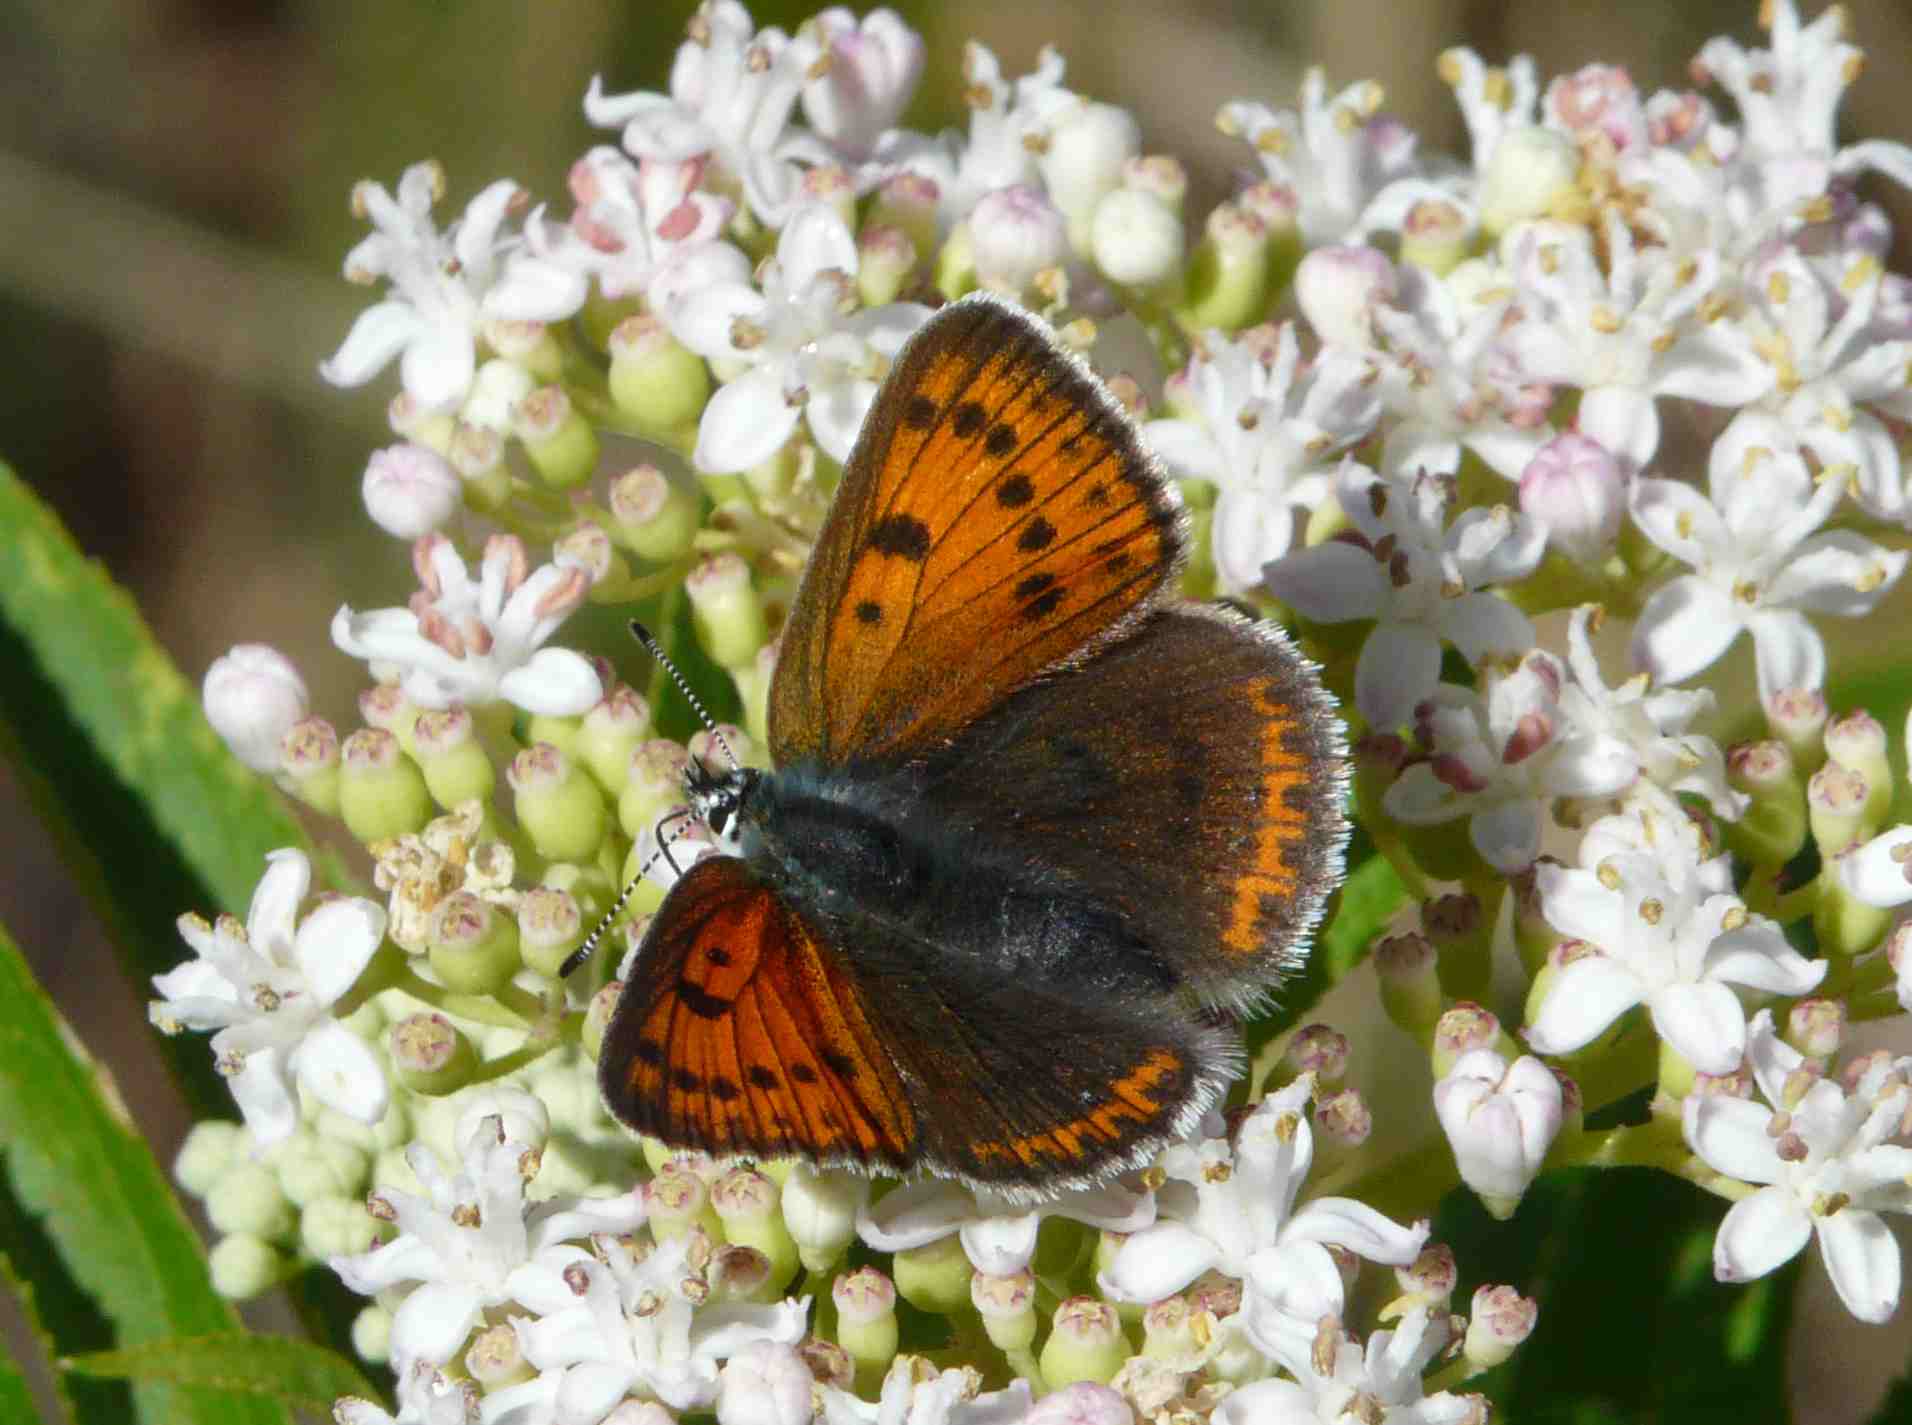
770;296;1185;767
597;855;915;1168
919;605;1350;1005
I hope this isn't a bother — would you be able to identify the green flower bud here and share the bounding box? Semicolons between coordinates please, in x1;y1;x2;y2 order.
484;318;562;382
645;1161;722;1242
1041;1296;1130;1387
1239;180;1301;295
734;642;776;749
1725;740;1807;869
1374;932;1443;1039
280;716;342;815
351;1304;394;1365
510;742;610;862
299;1193;385;1258
834;1266;900;1391
1766;687;1829;776
390;1011;479;1094
688;554;769;671
1177;202;1271;331
449;422;511;513
1808;761;1870;861
708;1243;777;1303
1092;186;1184;291
1463;1284;1538;1373
208;1233;288;1300
1141;1294;1209;1366
523;711;583;758
620;740;691;841
339;728;433;843
609;314;709;447
1825;710;1891;834
1815;865;1891;961
1398;818;1488;884
712;1168;799;1289
1431;1001;1516;1080
518;887;586;979
515;385;600;490
1399;196;1473;276
206;1160;293;1240
272;1128;369;1207
934;221;979;301
1784;996;1846;1064
610;464;702;564
582;977;625;1062
868;173;939;273
857;223;917;308
577;686;653;795
412;706;496;808
891;1232;971;1315
1425;890;1491;1004
1477;124;1579;238
175;1119;246;1198
971;1269;1038;1352
427;892;523;995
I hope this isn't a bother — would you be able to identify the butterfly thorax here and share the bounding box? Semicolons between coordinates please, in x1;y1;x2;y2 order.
724;759;1182;1003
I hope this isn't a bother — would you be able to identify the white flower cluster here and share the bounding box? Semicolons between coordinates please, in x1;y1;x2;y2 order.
157;2;1912;1421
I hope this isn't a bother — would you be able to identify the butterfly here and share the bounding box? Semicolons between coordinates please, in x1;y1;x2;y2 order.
596;294;1349;1197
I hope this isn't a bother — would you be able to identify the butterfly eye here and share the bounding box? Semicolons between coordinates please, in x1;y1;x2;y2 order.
708;804;730;837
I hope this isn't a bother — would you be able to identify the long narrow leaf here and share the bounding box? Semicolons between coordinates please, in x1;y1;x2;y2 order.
65;1334;377;1415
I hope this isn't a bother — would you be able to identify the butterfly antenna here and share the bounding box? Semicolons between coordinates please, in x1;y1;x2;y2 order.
628;620;740;771
560;807;696;979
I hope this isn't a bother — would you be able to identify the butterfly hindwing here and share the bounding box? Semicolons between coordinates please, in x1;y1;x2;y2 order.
770;296;1185;766
920;605;1349;1005
598;856;915;1168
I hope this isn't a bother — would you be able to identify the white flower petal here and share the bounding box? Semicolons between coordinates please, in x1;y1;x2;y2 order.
1524;957;1644;1057
389;1280;484;1367
1264;540;1390;622
1354;622;1443;729
1630;576;1741;686
1682;1094;1785;1186
1647;980;1747;1076
288;1020;390;1125
1744;608;1825;700
495;647;604;718
1816;1209;1903;1324
695;369;802;474
1713;1187;1812;1283
1100;1221;1220;1302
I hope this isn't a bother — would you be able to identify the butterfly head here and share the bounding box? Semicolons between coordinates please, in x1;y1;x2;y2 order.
686;755;757;857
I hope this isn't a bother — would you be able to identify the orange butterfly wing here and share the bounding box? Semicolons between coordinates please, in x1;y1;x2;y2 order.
770;296;1185;766
597;856;915;1168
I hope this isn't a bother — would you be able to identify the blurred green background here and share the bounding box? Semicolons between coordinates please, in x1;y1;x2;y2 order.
6;0;1912;1417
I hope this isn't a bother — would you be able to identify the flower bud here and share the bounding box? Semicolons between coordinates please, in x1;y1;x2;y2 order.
933;219;979;302
412;706;496;808
509;742;610;863
350;1304;393;1365
972;1268;1038;1352
1765;687;1828;774
362;443;463;538
1091;188;1184;289
891;1232;970;1314
856;223;917;308
208;1232;287;1299
970;185;1070;299
299;1193;385;1258
1041;1296;1129;1388
358;683;418;745
427;891;522;995
583;978;622;1060
1282;1024;1350;1089
175;1119;246;1198
1784;997;1845;1063
576;686;652;796
204;645;309;774
1425;890;1491;1004
609;314;710;446
515;386;600;490
1463;1284;1538;1371
646;1161;722;1241
1478;125;1580;238
463;358;536;433
466;1321;533;1391
339;728;432;842
206;1160;293;1239
449;421;510;511
834;1266;900;1390
484;317;561;381
1294;244;1396;348
1519;434;1625;565
1374;931;1443;1038
280;715;341;813
516;887;585;979
274;1131;369;1207
1399;197;1473;276
1724;740;1806;869
1433;1049;1563;1218
1394;1243;1459;1312
1431;1002;1511;1079
1040;101;1142;234
1807;761;1869;859
611;464;701;564
1825;710;1891;831
713;1168;799;1288
1178;202;1273;332
619;740;691;842
781;1165;867;1273
390;1011;477;1094
717;1339;814;1425
688;553;770;670
868;172;941;270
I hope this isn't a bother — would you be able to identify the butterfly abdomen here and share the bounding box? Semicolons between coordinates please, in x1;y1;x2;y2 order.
742;764;1181;1003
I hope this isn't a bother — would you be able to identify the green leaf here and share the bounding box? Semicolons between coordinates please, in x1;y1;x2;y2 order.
0;1175;117;1425
0;923;287;1425
1447;1167;1795;1424
65;1335;379;1414
0;1351;37;1425
1245;844;1405;1054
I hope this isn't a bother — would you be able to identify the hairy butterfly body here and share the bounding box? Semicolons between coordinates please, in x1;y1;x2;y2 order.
598;295;1348;1197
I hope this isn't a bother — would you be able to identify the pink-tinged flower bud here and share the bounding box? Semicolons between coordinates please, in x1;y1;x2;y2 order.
1479;126;1579;238
833;1266;900;1386
1425;889;1492;1003
1519;433;1625;565
972;1268;1038;1352
1765;687;1828;773
856;223;917;308
1431;1001;1508;1078
1026;1382;1134;1425
1283;1024;1350;1087
801;8;925;162
582;978;621;1060
1374;931;1442;1037
646;1160;718;1241
279;716;340;813
868;172;940;267
782;1165;867;1272
339;728;431;842
971;185;1070;298
517;887;584;979
1091;188;1184;288
890;1233;969;1314
798;1336;853;1390
1179;202;1273;332
1315;1088;1371;1152
1463;1284;1538;1370
1723;739;1806;870
1545;64;1646;153
1433;1050;1563;1218
1825;710;1891;827
390;1012;475;1094
1399;197;1472;276
362;443;463;538
1294;244;1397;348
483;318;560;381
1784;997;1846;1063
204;645;309;774
619;739;691;842
465;1321;530;1390
1808;761;1870;858
427;890;522;995
412;706;495;808
448;421;508;511
514;386;599;490
608;314;710;444
1042;1296;1128;1388
717;1339;815;1425
1040;101;1143;229
509;742;610;863
576;685;652;797
688;553;769;671
610;463;700;564
1396;1243;1459;1307
463;358;536;433
714;1168;798;1288
1123;155;1187;210
800;164;858;231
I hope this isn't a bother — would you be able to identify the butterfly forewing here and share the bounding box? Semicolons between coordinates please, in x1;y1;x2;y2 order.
598;856;915;1167
770;297;1184;767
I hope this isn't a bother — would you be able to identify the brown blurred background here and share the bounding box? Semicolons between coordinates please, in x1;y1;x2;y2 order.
6;0;1912;1416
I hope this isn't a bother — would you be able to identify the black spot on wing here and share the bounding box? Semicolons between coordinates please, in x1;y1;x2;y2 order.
868;513;932;561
